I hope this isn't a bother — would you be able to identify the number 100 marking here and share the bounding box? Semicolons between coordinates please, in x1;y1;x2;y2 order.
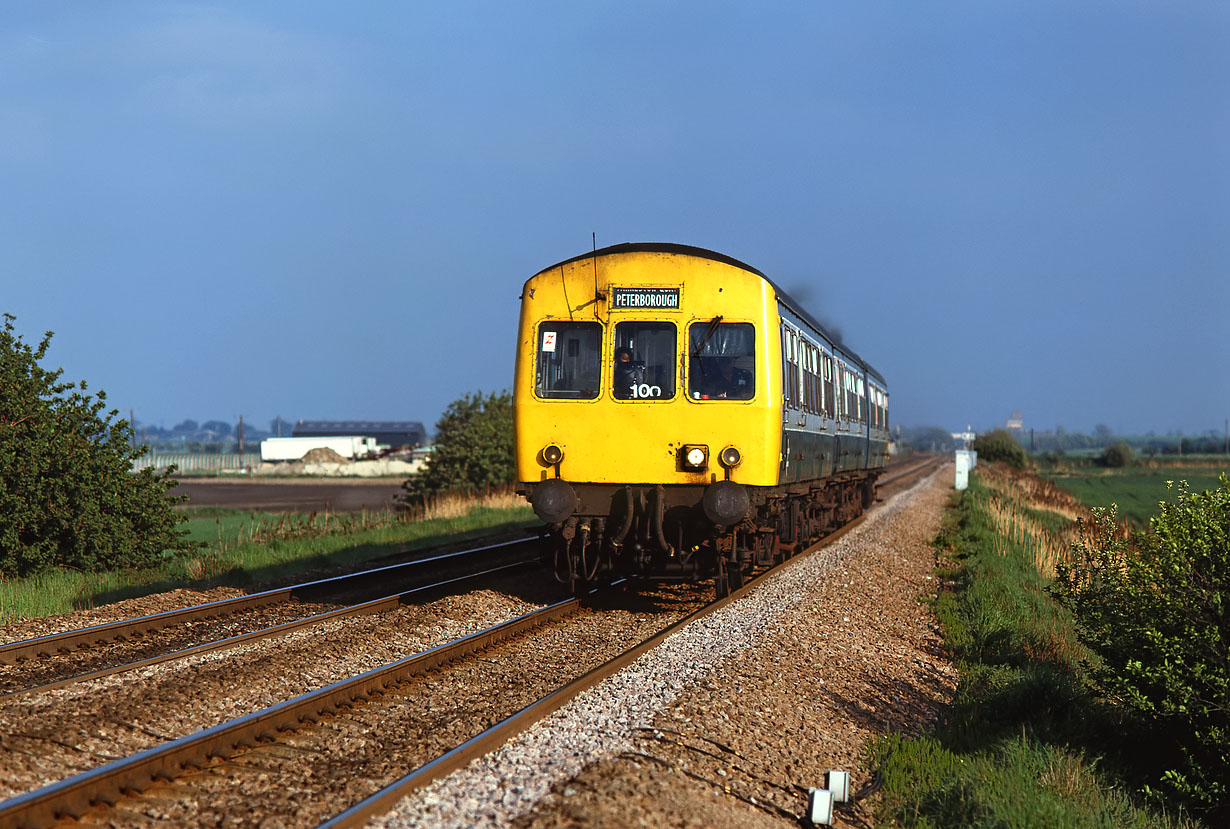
629;383;662;399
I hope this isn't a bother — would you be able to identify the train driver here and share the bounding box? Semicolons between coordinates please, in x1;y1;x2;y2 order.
613;347;645;399
708;356;753;399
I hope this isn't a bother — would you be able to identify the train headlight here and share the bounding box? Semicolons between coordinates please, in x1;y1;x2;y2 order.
682;444;709;471
542;444;564;465
719;446;741;468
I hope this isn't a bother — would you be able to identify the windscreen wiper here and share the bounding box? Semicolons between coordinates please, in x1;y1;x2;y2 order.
690;315;724;357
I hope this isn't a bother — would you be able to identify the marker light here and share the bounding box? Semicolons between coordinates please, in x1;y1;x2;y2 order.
682;444;709;471
542;444;564;465
719;446;741;468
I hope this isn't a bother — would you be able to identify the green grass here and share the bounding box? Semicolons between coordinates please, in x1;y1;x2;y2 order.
871;475;1203;828
1046;467;1229;526
0;504;538;625
180;507;269;549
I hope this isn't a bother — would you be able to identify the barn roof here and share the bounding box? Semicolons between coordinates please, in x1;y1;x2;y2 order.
292;420;427;445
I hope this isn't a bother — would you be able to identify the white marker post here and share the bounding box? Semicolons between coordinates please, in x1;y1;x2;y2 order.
952;429;976;491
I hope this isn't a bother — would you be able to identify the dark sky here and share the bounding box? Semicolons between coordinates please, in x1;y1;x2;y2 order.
4;2;1227;436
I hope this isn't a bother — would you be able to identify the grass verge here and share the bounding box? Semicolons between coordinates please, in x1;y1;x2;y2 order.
870;467;1203;828
0;491;538;624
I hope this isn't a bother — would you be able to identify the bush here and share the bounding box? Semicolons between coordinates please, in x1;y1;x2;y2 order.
872;474;1197;828
399;390;514;505
0;315;193;577
1101;441;1134;468
1053;476;1230;812
973;429;1027;469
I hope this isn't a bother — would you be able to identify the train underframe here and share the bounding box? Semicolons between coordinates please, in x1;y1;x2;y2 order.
529;472;880;598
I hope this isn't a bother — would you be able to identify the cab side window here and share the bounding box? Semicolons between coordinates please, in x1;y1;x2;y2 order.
689;322;755;400
613;322;676;400
535;322;601;399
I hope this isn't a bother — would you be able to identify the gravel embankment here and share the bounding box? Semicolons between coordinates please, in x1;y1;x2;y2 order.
0;579;555;800
0;536;535;694
97;586;709;826
0;466;950;827
374;468;956;828
0;598;349;694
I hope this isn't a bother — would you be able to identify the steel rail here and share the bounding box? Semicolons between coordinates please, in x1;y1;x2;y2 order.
321;512;875;828
1;554;540;701
0;535;538;665
324;462;946;826
0;461;941;827
876;455;943;490
0;596;582;828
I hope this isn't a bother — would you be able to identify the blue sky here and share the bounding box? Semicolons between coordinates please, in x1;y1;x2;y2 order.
4;1;1227;437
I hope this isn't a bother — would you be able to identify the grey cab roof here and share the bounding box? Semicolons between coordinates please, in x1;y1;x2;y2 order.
537;242;886;387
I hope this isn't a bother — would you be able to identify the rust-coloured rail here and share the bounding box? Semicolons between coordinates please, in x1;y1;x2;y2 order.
0;596;581;828
877;455;943;490
1;554;539;701
0;459;940;827
321;511;877;828
0;536;538;665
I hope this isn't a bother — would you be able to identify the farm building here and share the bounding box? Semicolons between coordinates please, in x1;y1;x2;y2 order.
292;420;427;449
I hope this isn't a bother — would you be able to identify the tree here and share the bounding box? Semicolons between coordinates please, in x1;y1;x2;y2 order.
399;390;514;505
901;426;955;454
1054;477;1230;812
1101;440;1133;468
972;428;1027;469
200;420;231;438
171;419;199;435
0;315;193;577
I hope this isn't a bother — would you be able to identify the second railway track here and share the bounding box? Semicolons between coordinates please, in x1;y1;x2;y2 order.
0;536;543;696
0;580;710;827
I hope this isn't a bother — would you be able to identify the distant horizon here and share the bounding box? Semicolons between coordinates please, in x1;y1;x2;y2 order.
125;410;1228;441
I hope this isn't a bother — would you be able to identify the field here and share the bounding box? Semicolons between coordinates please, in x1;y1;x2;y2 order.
0;492;537;624
1045;464;1230;526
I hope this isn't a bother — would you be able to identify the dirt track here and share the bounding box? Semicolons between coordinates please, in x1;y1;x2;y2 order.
173;479;405;512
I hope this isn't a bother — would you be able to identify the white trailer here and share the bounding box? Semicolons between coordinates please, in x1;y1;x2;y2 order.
259;436;380;462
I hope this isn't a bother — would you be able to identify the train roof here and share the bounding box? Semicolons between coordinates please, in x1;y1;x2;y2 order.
538;242;887;387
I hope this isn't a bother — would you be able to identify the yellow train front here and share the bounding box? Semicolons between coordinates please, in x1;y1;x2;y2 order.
514;243;889;596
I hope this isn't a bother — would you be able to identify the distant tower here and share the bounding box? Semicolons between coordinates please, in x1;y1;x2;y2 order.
1005;411;1024;434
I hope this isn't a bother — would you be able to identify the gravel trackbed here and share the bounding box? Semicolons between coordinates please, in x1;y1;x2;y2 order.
373;468;956;828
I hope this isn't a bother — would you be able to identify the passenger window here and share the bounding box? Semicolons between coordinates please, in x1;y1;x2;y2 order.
689;321;755;400
824;356;834;414
613;322;676;400
535;322;601;399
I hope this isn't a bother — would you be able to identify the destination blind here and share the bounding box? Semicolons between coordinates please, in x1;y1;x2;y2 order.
611;287;681;309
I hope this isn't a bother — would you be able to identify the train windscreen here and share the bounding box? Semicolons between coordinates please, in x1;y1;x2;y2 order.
689;322;755;400
613;322;676;400
535;322;601;399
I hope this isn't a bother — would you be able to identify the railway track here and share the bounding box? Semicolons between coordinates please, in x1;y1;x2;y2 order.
1;456;933;694
0;536;542;697
878;454;943;494
0;455;939;821
0;457;942;827
322;472;934;828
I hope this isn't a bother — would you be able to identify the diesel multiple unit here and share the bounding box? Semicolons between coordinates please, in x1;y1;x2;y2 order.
514;243;889;596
